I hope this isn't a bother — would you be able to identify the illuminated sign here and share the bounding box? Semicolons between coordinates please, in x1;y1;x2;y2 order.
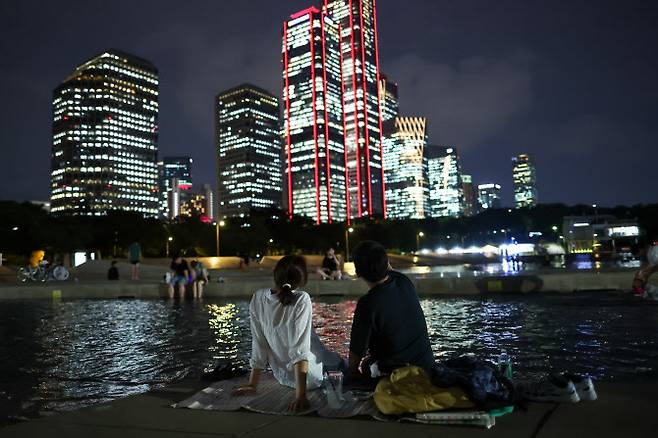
607;226;639;237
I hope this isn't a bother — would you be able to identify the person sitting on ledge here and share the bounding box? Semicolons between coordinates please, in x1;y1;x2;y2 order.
190;260;208;298
168;255;190;299
107;260;119;281
317;247;342;280
232;255;342;413
347;240;434;385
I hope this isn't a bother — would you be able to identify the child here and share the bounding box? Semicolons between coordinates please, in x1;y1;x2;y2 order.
107;260;119;280
232;256;329;413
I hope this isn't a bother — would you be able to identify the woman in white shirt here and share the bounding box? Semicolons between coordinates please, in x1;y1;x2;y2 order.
232;255;332;412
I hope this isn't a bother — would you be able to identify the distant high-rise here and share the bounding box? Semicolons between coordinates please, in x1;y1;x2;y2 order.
427;146;464;218
512;154;537;208
202;184;215;221
380;75;399;217
478;183;502;210
384;117;428;219
50;50;159;217
158;156;193;219
215;84;281;219
461;174;478;217
283;7;347;223
379;74;398;124
179;185;215;222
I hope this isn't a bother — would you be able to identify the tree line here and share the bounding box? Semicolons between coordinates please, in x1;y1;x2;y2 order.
1;201;656;262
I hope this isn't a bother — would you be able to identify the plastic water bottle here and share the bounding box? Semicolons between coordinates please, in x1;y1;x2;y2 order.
498;352;512;379
323;371;344;409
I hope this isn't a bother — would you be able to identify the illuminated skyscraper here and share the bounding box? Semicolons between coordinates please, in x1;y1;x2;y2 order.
158;156;193;219
323;0;386;219
215;84;281;219
478;183;502;210
427;146;464;218
283;7;347;223
461;174;478;217
512;154;537;208
384;117;428;219
50;50;159;217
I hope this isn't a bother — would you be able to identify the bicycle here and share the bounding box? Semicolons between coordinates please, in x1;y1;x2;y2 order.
17;260;69;282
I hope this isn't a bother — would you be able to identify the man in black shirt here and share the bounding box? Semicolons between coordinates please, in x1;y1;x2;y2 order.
348;241;434;381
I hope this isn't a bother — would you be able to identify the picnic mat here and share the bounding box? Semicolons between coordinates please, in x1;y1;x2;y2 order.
173;373;495;427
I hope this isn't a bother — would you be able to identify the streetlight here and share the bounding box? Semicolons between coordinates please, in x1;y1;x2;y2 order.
214;220;226;257
345;227;354;261
416;231;425;253
166;236;173;257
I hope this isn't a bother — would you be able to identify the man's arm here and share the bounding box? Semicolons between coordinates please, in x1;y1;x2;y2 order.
347;299;371;379
348;352;362;377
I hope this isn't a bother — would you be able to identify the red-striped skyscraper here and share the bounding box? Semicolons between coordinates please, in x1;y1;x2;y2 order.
282;1;385;223
283;7;347;223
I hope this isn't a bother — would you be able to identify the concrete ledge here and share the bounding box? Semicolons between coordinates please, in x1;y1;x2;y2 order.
1;382;656;437
0;270;643;300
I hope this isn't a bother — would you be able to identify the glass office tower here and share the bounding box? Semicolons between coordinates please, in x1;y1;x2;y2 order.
512;154;537;208
283;7;347;223
51;50;159;217
427;146;464;218
384;117;428;219
215;84;281;219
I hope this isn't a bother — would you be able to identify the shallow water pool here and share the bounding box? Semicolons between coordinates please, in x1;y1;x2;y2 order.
1;293;657;423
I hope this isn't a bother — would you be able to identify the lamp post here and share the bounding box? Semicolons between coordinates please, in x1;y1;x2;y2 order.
416;231;425;253
166;236;173;258
214;220;225;257
345;227;354;261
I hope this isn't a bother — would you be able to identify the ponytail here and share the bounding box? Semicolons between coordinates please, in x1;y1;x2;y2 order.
273;256;308;306
278;283;295;306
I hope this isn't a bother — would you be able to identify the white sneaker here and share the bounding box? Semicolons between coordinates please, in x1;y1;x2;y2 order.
563;373;597;401
517;375;580;403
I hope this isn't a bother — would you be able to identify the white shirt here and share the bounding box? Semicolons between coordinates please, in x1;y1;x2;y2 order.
249;288;323;389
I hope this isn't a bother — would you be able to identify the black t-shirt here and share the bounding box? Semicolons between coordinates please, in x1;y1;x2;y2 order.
349;271;434;372
171;260;189;277
322;255;338;271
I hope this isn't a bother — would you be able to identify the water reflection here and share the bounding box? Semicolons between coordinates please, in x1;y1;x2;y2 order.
206;303;250;370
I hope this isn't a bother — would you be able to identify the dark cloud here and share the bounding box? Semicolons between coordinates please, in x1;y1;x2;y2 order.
388;50;534;149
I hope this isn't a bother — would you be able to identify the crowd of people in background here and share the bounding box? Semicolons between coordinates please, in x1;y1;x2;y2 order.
166;256;208;299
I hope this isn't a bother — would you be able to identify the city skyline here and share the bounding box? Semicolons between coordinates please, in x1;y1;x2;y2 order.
2;0;657;207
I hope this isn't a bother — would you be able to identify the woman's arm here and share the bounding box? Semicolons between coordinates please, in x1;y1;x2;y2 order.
289;360;310;412
232;368;261;395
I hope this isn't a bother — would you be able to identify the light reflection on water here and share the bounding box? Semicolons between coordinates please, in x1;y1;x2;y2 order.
1;294;657;423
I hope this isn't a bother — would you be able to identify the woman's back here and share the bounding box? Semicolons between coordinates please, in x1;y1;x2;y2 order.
249;288;323;389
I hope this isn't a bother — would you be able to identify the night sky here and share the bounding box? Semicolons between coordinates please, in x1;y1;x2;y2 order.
1;0;656;207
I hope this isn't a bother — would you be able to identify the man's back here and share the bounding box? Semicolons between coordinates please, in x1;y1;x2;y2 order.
349;271;434;373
